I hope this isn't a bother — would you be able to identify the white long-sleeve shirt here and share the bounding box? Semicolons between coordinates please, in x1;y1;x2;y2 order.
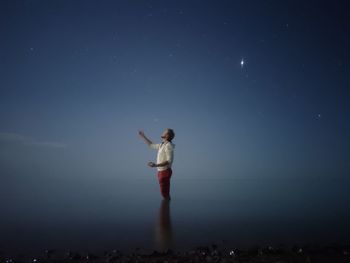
149;141;175;171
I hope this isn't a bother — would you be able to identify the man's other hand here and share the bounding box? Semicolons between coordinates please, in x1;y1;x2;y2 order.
148;161;156;167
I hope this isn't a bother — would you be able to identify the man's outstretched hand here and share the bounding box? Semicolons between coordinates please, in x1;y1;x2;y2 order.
139;130;153;146
138;130;145;138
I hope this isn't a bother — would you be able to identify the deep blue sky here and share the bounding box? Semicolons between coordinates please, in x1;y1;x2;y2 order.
1;0;349;181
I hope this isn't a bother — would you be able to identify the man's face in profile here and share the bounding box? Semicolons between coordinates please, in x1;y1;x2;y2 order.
161;129;169;141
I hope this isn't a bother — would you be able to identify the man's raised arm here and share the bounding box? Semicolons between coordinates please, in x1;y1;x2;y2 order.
138;130;153;146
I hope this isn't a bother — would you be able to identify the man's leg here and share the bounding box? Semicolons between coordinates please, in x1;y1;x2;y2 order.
157;168;172;199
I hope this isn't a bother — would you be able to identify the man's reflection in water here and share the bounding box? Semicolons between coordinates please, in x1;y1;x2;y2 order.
154;199;173;251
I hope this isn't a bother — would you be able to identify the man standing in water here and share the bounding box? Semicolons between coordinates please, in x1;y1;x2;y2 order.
138;129;175;200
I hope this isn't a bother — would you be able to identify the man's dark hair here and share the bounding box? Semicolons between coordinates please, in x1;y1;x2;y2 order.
167;128;175;141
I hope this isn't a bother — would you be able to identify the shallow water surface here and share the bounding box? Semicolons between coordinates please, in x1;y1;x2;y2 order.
2;174;350;254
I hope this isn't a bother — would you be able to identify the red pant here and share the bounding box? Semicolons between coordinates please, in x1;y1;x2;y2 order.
157;168;172;198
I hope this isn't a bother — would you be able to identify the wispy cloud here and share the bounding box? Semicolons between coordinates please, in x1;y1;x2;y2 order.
0;132;67;149
0;132;27;142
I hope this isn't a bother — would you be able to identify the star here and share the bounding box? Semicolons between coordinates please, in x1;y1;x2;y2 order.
240;58;245;68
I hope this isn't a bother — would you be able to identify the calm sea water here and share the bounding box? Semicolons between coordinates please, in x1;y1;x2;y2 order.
2;174;350;255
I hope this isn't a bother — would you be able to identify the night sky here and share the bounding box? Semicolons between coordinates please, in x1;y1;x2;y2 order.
1;0;349;181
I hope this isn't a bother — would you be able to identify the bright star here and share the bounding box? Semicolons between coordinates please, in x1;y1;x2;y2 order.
240;58;245;68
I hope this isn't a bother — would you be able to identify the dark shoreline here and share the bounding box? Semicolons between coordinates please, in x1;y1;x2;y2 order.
1;243;350;263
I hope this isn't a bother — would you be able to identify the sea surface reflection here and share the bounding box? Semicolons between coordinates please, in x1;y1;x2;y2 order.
1;175;350;255
154;199;173;251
